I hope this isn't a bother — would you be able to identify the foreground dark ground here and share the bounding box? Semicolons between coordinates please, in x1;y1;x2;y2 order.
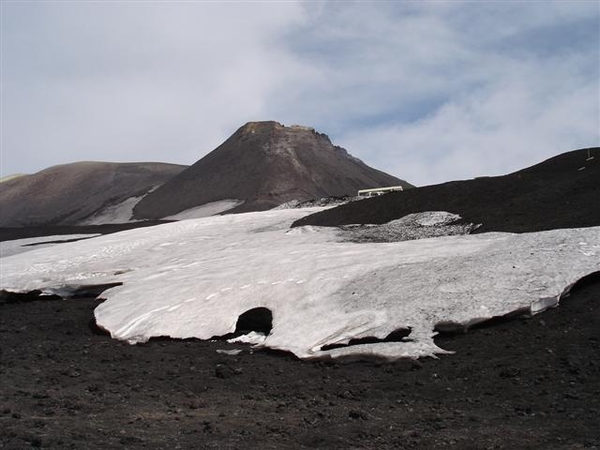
0;221;173;242
1;274;598;450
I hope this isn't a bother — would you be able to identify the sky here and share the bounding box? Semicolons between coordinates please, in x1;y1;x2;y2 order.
1;1;599;186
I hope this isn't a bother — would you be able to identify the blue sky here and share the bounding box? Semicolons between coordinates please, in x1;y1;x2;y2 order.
1;1;599;186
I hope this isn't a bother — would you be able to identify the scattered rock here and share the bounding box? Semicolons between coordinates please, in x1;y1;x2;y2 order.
214;364;242;379
349;409;369;420
500;367;521;378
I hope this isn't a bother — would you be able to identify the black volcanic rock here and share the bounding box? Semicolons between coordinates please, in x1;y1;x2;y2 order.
132;121;411;219
0;162;186;226
292;147;600;234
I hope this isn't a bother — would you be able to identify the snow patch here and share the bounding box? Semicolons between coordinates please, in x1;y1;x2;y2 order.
272;200;300;210
274;196;354;209
228;332;267;345
341;211;477;243
216;349;243;356
163;199;244;220
79;195;145;225
405;211;462;227
1;208;598;361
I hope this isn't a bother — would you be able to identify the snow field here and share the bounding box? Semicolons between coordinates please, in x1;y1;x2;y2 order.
1;208;598;360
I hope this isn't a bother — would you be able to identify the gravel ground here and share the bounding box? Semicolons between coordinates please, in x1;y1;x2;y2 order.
1;273;598;450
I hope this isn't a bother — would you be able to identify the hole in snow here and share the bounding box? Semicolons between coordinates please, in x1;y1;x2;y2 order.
211;307;273;342
235;307;273;336
320;327;412;351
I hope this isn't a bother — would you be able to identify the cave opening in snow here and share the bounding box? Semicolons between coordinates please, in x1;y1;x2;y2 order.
216;307;274;345
235;307;273;336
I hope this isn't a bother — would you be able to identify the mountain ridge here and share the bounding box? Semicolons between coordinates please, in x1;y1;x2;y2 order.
0;161;187;227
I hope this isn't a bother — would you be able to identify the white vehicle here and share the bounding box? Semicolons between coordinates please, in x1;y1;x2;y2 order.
357;185;404;198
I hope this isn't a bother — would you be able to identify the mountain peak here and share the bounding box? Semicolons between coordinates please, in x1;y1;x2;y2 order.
133;122;411;219
237;121;319;139
239;121;315;133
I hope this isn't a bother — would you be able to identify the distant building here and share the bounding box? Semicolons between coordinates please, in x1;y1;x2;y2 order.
357;186;404;198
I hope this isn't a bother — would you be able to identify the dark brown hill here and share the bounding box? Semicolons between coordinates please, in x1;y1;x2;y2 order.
0;162;186;227
132;121;412;219
292;147;600;233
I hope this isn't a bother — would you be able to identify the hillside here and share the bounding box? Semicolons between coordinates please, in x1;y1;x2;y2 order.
292;147;600;233
133;121;411;219
0;162;186;227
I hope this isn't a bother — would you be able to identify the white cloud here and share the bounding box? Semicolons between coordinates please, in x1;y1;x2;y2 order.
1;2;311;173
274;2;599;185
1;1;598;186
337;49;599;185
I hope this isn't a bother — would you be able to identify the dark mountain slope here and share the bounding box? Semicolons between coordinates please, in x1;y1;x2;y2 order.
292;147;600;233
0;162;186;227
133;121;412;219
